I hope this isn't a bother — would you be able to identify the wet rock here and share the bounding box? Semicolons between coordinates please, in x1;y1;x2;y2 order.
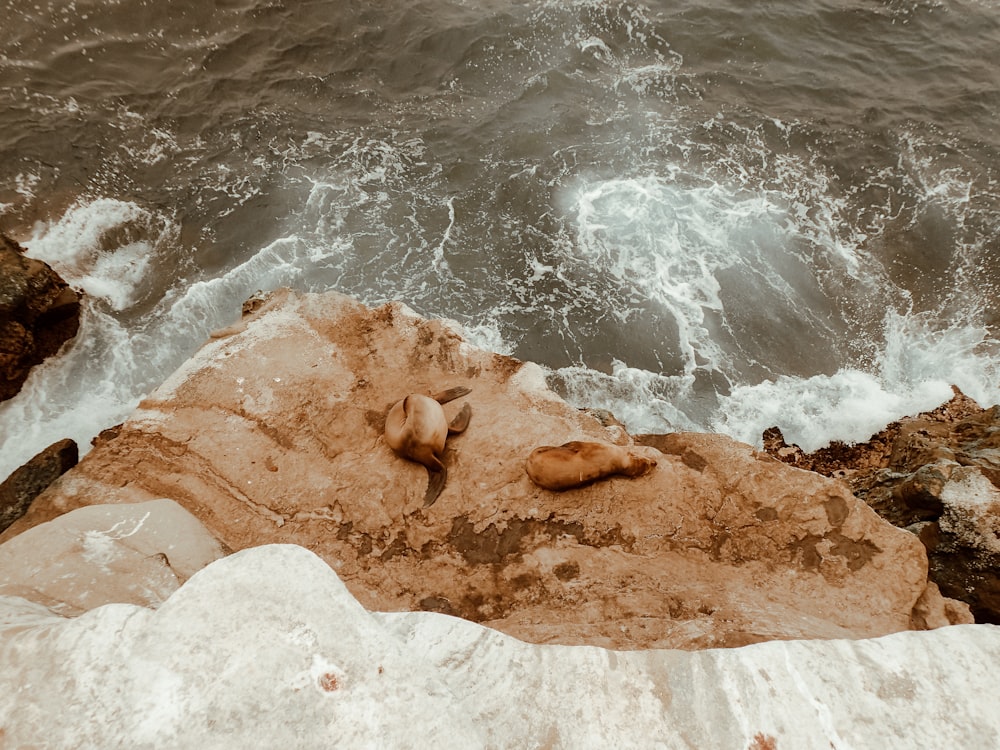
769;389;999;624
0;232;81;401
895;464;948;515
0;438;77;533
1;288;956;649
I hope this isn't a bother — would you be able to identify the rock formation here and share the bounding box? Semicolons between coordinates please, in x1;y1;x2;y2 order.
0;438;78;533
765;389;1000;624
2;288;969;649
0;232;82;402
1;543;997;749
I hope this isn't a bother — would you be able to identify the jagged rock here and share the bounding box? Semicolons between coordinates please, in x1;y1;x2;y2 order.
0;232;81;401
763;388;985;478
769;389;999;624
0;544;998;749
0;498;227;615
1;289;962;648
0;437;77;533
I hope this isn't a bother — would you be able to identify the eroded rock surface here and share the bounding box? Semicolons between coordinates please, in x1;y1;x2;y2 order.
0;232;81;401
1;544;997;749
765;389;1000;624
2;289;963;648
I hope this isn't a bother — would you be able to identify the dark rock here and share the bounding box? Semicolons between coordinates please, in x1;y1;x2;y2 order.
0;232;81;401
91;423;123;448
930;546;1000;625
775;388;1000;624
895;465;947;514
0;438;78;533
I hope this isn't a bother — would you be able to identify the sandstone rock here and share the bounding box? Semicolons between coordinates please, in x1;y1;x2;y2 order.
0;232;81;401
1;544;998;749
769;389;1000;624
0;498;227;615
3;289;946;649
0;437;77;533
909;580;975;630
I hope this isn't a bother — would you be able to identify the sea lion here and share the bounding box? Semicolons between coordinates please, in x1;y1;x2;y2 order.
525;441;656;491
384;386;472;506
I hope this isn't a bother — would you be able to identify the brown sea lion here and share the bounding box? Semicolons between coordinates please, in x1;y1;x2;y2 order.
384;386;472;506
525;440;656;491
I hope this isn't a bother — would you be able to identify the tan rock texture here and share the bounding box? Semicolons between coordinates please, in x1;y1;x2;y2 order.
2;289;960;649
0;232;81;402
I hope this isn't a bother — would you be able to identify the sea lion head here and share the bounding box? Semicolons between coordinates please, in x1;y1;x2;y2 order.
622;452;657;477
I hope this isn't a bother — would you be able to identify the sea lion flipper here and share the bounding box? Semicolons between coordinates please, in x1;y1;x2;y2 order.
423;465;447;507
432;386;471;405
448;402;472;434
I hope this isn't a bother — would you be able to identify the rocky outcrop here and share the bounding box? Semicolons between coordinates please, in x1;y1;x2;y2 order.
2;288;968;649
765;389;1000;624
0;438;77;533
0;544;998;749
0;232;81;401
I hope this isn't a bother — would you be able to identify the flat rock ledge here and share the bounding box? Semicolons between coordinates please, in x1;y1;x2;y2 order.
1;288;971;650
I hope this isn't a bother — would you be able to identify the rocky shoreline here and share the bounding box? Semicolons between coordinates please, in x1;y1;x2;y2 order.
764;390;1000;624
1;283;999;746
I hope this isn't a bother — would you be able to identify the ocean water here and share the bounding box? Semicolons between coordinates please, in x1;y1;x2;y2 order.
2;0;999;479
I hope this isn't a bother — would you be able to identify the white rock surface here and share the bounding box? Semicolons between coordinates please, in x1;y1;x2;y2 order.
940;466;1000;556
1;543;998;749
0;544;483;749
0;498;227;615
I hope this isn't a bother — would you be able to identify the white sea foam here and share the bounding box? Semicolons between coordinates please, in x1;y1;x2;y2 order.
553;306;1000;452
15;172;40;201
563;175;869;378
552;360;701;432
27;198;174;312
714;371;954;452
0;200;188;476
0;198;353;480
726;309;1000;451
551;170;1000;450
28;199;148;267
461;321;515;357
78;241;153;312
0;303;140;481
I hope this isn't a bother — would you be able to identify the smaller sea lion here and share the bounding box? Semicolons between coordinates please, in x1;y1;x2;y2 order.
525;441;656;491
384;386;472;506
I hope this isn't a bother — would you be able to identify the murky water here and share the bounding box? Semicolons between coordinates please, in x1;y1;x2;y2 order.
2;0;999;477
